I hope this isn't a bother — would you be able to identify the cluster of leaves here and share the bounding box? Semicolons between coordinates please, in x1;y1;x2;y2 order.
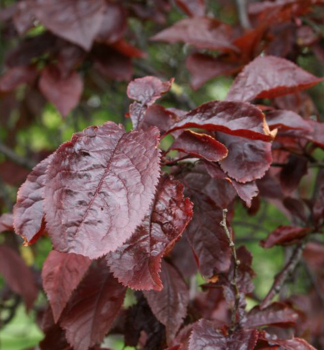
1;0;324;349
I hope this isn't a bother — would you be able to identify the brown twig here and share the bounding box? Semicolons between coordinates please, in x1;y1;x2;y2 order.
220;209;241;330
0;142;35;169
235;0;251;30
260;239;307;308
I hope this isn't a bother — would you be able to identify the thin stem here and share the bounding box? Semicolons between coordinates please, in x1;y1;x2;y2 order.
0;142;35;169
220;209;241;330
261;239;307;308
235;0;251;30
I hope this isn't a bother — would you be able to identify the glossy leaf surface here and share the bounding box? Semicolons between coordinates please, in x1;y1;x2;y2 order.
14;154;54;245
167;101;273;142
44;123;161;259
226;56;322;102
189;319;258;350
169;130;228;162
107;176;193;290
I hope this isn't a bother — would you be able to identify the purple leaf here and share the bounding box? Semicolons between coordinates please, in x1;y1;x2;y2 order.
188;319;258;350
107;175;193;290
60;263;126;350
42;250;91;322
14;154;54;245
217;132;272;183
186;53;239;89
151;17;238;52
0;245;38;311
39;65;83;117
175;0;205;17
261;226;310;249
34;0;106;50
169;130;228;162
167;101;274;142
144;261;189;342
0;65;38;92
0;213;13;233
44;122;160;259
226;56;322;102
266;110;313;132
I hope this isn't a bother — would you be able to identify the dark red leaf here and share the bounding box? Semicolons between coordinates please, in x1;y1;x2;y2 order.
92;45;132;81
170;130;228;162
42;250;92;322
44;123;161;259
0;245;38;310
151;17;238;52
217;132;272;183
186;53;240;89
175;0;205;17
265;110;313;132
107;176;193;290
111;39;146;59
14;154;54;245
60;263;126;350
245;302;299;328
261;226;310;249
127;76;173;129
144;261;189;342
226;56;322;102
39;65;83;117
167;101;274;142
188;319;258;350
13;0;35;35
203;161;258;207
34;0;105;50
95;2;127;44
280;155;308;193
258;332;316;350
127;76;173;105
0;213;13;233
231;180;259;208
185;191;231;278
0;65;38;92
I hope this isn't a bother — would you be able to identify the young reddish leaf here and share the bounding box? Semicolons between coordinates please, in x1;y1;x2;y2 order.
217;133;273;183
111;39;146;59
0;213;13;233
95;2;127;44
44;123;160;259
185;191;231;278
186;53;239;89
169;130;228;162
245;302;299;328
167;101;274;142
14;154;54;245
127;76;173;105
226;56;322;102
188;319;258;350
34;0;105;51
0;65;37;92
60;263;126;350
144;261;189;342
42;250;91;322
204;161;259;207
127;76;173;129
266;110;313;132
0;245;38;311
151;17;238;52
271;338;316;350
261;226;310;249
106;176;193;291
175;0;205;17
39;65;83;117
